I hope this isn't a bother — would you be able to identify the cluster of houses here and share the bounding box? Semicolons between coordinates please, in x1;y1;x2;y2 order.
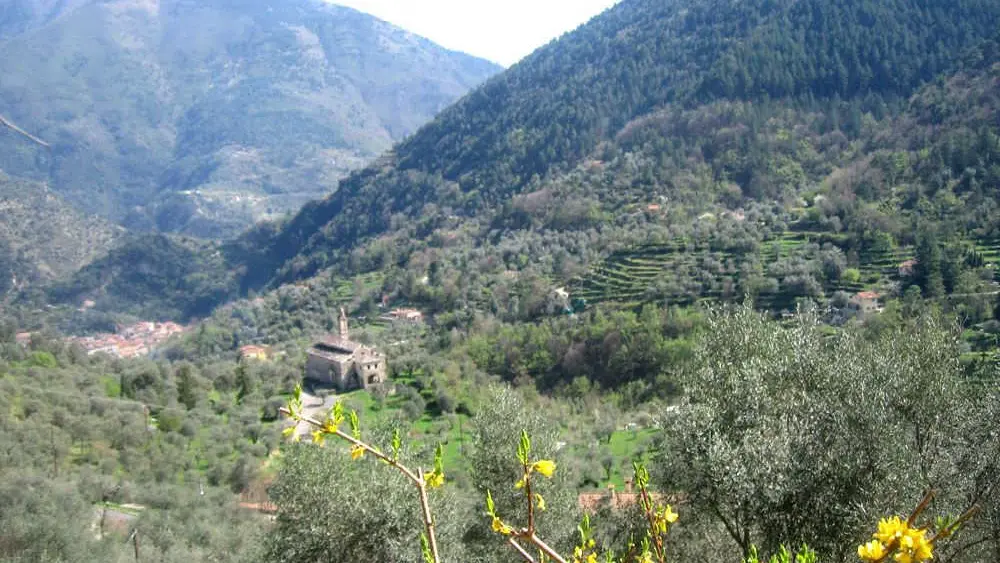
69;322;186;358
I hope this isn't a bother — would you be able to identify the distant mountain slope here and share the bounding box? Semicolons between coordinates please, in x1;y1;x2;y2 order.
36;0;1000;322
0;172;119;296
45;233;237;320
0;0;500;237
234;0;1000;287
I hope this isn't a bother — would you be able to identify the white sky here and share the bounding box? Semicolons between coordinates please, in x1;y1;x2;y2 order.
326;0;621;67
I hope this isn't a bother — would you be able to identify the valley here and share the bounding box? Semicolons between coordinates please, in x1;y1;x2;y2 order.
1;0;1000;562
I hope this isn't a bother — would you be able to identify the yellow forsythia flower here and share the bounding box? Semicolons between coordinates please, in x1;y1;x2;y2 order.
425;470;445;489
532;459;557;477
311;430;325;445
652;504;679;534
875;516;908;545
899;527;933;562
863;516;933;563
857;540;887;561
663;505;678;524
350;444;365;460
492;517;513;535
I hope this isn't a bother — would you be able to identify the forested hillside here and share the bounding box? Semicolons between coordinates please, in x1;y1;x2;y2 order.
4;1;1000;560
33;0;1000;327
0;172;119;297
0;0;499;238
231;0;1000;288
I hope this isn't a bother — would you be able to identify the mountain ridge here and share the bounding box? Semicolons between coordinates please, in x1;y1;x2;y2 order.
233;0;1000;288
28;0;1000;325
0;0;500;238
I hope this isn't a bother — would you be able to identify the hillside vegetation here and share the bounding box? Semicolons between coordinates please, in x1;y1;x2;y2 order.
0;0;499;237
4;1;1000;560
229;0;1000;289
0;172;119;297
51;0;1000;325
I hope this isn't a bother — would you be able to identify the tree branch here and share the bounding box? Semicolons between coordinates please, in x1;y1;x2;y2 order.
281;407;440;562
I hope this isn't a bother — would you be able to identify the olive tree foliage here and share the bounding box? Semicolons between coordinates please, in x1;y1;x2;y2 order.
657;303;984;562
0;474;151;563
465;385;581;563
263;427;475;563
949;368;1000;563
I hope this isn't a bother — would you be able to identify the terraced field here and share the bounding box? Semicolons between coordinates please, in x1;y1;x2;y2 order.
974;238;1000;266
569;230;926;311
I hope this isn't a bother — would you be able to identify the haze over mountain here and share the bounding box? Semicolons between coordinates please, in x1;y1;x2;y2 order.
0;0;500;238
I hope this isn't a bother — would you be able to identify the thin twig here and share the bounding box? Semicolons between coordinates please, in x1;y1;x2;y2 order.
507;538;538;562
418;468;441;563
907;490;936;527
524;532;569;563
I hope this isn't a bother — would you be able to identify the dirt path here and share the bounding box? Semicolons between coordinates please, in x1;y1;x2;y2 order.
291;387;336;440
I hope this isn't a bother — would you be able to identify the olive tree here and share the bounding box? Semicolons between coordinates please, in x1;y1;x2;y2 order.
657;303;976;561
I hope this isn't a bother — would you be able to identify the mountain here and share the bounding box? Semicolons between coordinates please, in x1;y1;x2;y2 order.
44;233;237;321
233;0;1000;283
0;172;119;297
0;0;500;238
36;0;1000;322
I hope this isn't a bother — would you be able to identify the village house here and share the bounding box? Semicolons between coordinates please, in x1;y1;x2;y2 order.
70;321;186;358
898;259;918;277
382;308;424;324
577;479;678;513
850;291;883;315
305;309;387;391
239;345;269;361
14;332;32;348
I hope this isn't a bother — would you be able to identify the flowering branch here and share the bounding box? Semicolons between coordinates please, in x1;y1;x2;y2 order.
280;385;444;563
486;430;567;563
857;490;980;563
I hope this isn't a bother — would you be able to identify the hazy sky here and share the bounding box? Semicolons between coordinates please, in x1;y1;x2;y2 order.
327;0;621;66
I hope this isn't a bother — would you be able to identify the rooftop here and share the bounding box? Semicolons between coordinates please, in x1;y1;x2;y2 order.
307;346;354;363
315;336;361;354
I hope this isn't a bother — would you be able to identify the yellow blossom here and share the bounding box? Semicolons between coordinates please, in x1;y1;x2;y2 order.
866;516;933;563
875;516;908;545
653;504;679;534
491;517;513;536
858;540;887;561
898;527;933;562
425;470;445;489
350;444;365;460
534;493;546;511
311;430;325;445
532;459;557;478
